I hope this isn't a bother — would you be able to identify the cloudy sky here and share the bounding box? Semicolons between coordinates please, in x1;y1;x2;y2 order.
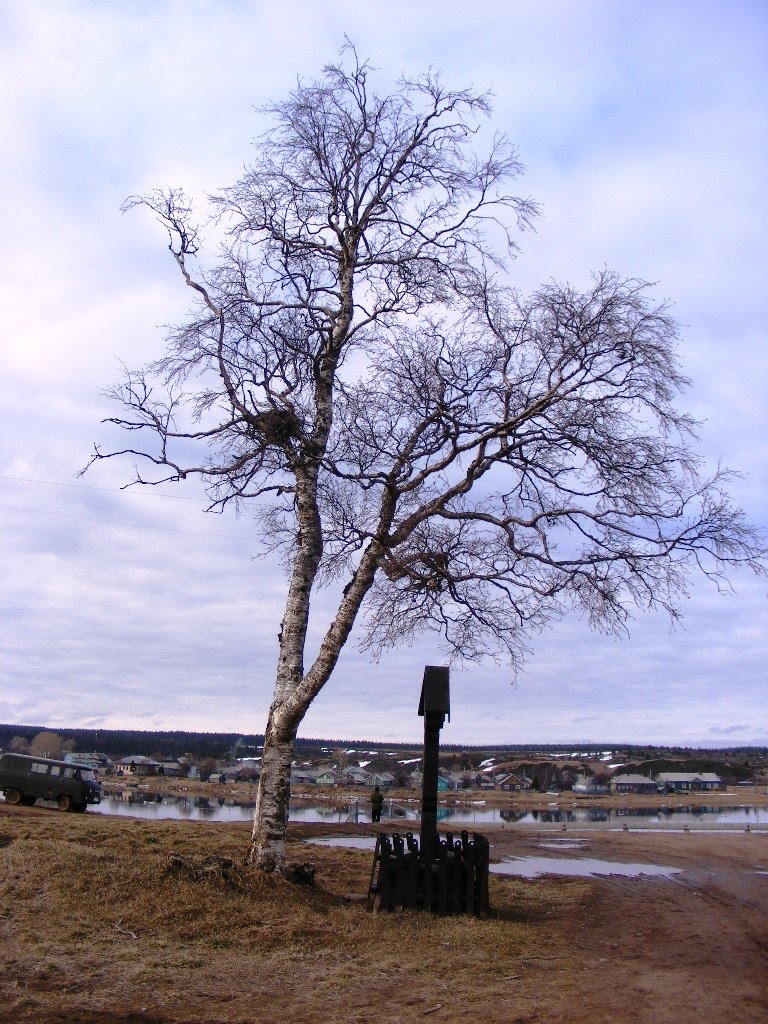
1;1;766;747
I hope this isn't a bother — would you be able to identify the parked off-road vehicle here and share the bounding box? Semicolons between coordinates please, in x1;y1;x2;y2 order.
0;753;101;812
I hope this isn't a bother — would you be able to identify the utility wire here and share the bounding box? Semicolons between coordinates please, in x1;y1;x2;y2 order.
0;473;201;500
0;504;247;540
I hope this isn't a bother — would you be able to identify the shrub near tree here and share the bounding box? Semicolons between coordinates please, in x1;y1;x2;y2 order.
89;48;765;873
29;731;64;760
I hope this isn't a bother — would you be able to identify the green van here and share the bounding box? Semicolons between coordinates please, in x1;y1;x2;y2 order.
0;753;102;812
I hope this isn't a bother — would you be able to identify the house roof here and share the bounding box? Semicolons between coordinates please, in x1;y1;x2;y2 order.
656;772;722;783
610;773;657;785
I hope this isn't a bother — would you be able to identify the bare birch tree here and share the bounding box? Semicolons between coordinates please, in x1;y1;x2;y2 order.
88;51;765;871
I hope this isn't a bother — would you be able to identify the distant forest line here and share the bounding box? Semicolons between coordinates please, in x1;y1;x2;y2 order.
1;723;765;762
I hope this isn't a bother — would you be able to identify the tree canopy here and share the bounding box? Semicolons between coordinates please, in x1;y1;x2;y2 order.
89;50;765;870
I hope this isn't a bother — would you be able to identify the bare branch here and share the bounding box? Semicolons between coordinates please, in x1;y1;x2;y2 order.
90;48;765;872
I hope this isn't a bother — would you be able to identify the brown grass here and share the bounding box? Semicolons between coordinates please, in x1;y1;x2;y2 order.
0;810;588;1024
5;808;764;1023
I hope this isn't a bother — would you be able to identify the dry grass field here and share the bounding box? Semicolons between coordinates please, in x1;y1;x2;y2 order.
1;802;766;1024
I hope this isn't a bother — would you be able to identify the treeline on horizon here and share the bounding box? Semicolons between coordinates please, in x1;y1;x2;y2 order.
1;723;765;762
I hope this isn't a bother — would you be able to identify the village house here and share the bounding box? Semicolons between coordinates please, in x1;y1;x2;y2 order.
365;771;396;789
207;762;260;784
435;770;462;791
117;756;162;776
235;759;262;779
442;772;465;790
609;773;659;794
341;766;369;786
572;774;609;795
456;771;486;790
655;772;725;792
64;752;112;772
495;772;533;792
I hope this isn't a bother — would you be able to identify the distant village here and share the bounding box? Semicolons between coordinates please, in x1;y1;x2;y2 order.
36;748;736;796
3;729;764;796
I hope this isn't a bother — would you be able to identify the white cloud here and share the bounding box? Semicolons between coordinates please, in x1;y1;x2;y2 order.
1;0;765;745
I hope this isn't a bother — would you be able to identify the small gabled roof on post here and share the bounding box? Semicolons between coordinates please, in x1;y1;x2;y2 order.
418;665;450;721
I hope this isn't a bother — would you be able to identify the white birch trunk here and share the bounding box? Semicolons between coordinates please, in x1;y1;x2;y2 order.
247;540;385;872
247;262;376;873
247;704;297;871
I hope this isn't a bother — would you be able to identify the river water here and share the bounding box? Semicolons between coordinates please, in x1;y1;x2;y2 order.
78;792;767;830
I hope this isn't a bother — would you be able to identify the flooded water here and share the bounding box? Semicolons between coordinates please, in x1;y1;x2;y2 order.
303;834;683;879
439;803;766;828
537;840;590;850
91;793;257;822
6;790;765;830
489;856;681;879
305;836;377;850
85;792;372;824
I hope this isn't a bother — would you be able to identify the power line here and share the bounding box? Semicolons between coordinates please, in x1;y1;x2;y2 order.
0;504;247;540
0;473;202;501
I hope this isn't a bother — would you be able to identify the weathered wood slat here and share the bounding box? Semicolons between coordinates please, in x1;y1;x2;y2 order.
367;830;489;916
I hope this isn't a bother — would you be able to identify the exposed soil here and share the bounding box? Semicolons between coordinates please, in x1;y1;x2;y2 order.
489;828;768;1024
0;802;765;1024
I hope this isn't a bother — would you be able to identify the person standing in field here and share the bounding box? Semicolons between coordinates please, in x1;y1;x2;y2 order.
370;785;384;823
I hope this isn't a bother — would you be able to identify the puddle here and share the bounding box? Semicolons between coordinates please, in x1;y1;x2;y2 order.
537;836;588;842
304;836;377;850
537;841;588;850
303;838;681;880
490;856;681;879
609;828;768;835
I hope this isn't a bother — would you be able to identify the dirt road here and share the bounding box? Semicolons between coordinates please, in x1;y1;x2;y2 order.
481;828;768;1024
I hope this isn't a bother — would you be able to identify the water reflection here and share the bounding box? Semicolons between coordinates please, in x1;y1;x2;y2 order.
491;804;765;828
84;792;766;828
91;793;257;822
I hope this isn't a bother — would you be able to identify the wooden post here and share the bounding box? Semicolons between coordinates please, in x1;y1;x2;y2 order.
418;666;450;859
368;667;489;917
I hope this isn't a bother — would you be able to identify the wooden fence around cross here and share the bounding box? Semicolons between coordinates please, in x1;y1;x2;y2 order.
367;830;489;917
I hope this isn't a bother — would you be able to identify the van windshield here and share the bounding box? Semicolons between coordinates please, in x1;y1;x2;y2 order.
65;767;97;782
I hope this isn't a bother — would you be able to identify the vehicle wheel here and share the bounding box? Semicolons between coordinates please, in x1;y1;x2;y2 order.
4;789;22;805
57;794;74;812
